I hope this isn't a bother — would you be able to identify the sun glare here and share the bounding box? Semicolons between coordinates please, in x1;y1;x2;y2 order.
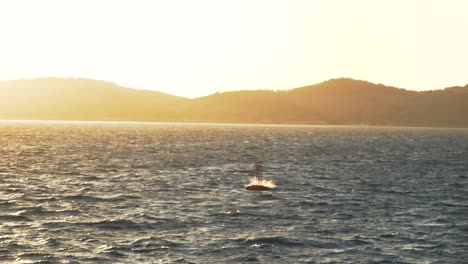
0;0;467;97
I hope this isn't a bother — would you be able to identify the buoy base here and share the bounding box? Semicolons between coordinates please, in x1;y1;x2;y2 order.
245;184;271;191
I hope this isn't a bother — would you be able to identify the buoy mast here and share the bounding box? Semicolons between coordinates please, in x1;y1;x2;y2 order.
255;161;263;185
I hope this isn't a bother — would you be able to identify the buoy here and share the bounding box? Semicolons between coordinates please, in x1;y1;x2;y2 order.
245;161;276;191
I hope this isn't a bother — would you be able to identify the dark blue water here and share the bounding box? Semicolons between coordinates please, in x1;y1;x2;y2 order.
1;121;467;263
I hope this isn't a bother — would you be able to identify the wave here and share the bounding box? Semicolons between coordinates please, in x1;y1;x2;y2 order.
240;236;306;247
2;241;32;251
227;256;260;263
93;236;182;257
0;200;17;208
16;253;57;263
41;218;153;231
12;205;81;217
217;210;243;217
82;219;154;230
332;212;356;220
349;237;372;245
379;233;397;238
0;214;32;222
128;236;181;252
93;244;128;257
9;205;47;216
45;209;81;216
237;235;343;250
62;194;139;203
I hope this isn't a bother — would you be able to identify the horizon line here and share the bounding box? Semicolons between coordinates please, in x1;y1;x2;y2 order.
1;76;467;99
1;119;466;130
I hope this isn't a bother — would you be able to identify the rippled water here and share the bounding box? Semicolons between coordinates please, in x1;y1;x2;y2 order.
1;121;467;263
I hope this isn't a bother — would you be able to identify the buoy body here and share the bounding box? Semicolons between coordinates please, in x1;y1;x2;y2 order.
245;184;271;191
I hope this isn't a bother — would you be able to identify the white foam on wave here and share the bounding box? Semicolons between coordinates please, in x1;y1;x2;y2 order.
246;177;277;188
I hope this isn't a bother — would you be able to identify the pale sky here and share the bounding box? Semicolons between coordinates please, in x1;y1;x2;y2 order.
1;0;467;98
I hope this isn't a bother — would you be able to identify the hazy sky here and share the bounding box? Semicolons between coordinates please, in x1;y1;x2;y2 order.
1;0;467;98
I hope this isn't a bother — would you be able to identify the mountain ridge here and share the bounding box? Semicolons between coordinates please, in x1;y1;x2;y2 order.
1;77;468;127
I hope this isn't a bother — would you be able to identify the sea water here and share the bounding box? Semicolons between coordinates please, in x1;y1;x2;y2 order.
1;121;467;263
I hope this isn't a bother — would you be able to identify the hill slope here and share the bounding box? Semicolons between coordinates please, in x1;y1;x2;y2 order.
186;78;468;127
0;78;188;122
1;77;468;127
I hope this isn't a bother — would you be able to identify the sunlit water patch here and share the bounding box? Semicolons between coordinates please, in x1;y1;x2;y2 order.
0;121;467;263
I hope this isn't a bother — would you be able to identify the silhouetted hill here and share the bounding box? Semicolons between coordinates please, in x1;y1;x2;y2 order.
186;78;468;127
0;78;188;121
1;77;468;127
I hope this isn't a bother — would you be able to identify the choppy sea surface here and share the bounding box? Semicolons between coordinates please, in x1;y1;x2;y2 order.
1;121;467;263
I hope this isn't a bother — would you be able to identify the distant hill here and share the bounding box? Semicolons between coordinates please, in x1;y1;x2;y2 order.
187;78;468;127
1;77;468;127
0;78;188;122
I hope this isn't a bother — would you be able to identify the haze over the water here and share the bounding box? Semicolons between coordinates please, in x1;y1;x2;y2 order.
1;0;467;98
